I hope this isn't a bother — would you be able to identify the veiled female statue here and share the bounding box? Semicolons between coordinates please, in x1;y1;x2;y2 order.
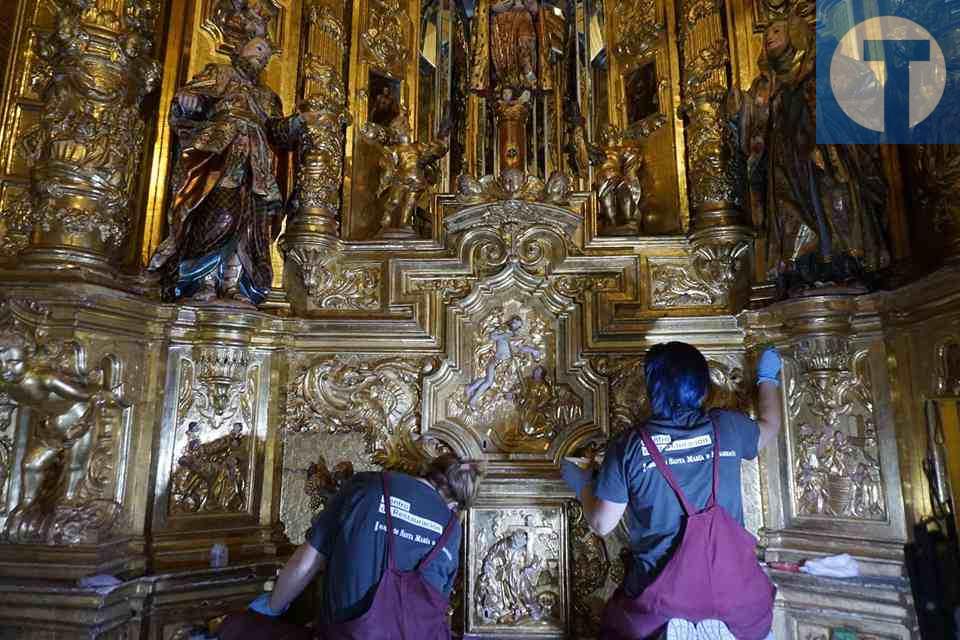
734;17;890;294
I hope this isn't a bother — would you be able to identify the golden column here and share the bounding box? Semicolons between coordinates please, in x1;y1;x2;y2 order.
677;0;753;307
7;0;160;272
280;0;352;313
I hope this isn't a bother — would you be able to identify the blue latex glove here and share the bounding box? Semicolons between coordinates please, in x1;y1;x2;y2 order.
249;592;287;617
560;459;593;498
756;347;782;387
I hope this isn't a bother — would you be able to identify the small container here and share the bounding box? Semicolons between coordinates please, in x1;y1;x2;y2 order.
210;543;229;568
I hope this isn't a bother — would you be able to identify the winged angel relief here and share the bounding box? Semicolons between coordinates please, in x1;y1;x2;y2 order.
450;308;581;452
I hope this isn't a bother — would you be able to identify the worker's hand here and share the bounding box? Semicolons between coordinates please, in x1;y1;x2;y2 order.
248;593;287;617
560;459;592;499
756;347;782;387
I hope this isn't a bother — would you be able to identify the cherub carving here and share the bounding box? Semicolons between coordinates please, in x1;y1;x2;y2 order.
465;312;542;409
360;109;451;238
0;325;123;542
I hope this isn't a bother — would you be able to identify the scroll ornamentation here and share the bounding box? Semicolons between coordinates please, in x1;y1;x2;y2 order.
285;248;381;311
284;355;433;456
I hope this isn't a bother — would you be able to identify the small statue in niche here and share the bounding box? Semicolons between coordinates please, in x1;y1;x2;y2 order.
469;0;566;95
148;34;318;305
464;314;542;409
0;328;123;542
731;16;890;295
477;529;544;624
360;110;451;239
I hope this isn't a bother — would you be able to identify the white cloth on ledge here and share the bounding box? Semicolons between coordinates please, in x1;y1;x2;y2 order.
663;618;775;640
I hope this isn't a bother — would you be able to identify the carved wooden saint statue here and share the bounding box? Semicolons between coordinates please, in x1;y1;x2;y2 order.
469;0;565;97
149;35;316;305
359;112;451;238
733;16;890;294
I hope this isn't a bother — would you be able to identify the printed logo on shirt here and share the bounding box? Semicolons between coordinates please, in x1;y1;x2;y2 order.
640;448;738;472
373;520;454;560
640;434;712;457
378;496;445;534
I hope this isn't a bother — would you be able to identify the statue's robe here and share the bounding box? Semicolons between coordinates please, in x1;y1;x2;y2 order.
149;62;298;303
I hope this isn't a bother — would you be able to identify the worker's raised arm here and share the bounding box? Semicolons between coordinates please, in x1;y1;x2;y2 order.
755;347;783;451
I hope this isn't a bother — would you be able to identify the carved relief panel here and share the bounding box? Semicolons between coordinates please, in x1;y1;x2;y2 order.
0;300;133;546
155;341;272;535
426;285;598;457
741;295;909;576
785;344;885;521
467;505;568;635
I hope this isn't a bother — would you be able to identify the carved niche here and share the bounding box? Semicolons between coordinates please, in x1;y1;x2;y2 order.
280;354;440;542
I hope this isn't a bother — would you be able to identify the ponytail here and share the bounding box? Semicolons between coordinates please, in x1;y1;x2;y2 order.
422;453;486;511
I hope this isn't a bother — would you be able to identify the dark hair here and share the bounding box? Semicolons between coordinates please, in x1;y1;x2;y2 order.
422;453;487;511
644;342;710;420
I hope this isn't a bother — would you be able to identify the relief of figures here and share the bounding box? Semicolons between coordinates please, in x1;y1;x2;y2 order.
450;307;582;453
0;322;124;543
359;111;451;238
474;511;562;628
148;29;318;305
731;16;890;296
795;422;883;519
170;422;249;514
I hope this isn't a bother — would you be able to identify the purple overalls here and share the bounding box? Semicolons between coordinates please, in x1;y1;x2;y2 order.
317;473;457;639
219;473;457;640
600;424;776;640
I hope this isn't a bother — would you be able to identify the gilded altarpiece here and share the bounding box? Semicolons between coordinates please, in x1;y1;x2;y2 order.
0;0;937;637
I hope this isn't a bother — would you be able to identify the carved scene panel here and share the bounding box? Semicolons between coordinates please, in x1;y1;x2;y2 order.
424;276;600;458
0;305;134;545
467;504;567;635
783;345;886;524
161;346;269;525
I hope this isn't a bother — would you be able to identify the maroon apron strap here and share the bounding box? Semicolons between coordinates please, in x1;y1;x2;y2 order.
707;417;721;509
638;429;696;515
380;473;397;571
416;510;459;572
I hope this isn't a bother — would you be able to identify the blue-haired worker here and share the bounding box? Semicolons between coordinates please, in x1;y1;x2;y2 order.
561;341;783;639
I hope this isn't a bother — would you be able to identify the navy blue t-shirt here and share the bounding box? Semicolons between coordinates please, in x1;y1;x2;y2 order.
594;409;760;597
307;471;461;623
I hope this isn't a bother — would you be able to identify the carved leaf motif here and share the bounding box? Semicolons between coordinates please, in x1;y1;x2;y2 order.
178;359;195;419
361;0;410;69
615;0;664;58
288;249;381;311
650;263;720;308
284;356;426;455
568;501;610;637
